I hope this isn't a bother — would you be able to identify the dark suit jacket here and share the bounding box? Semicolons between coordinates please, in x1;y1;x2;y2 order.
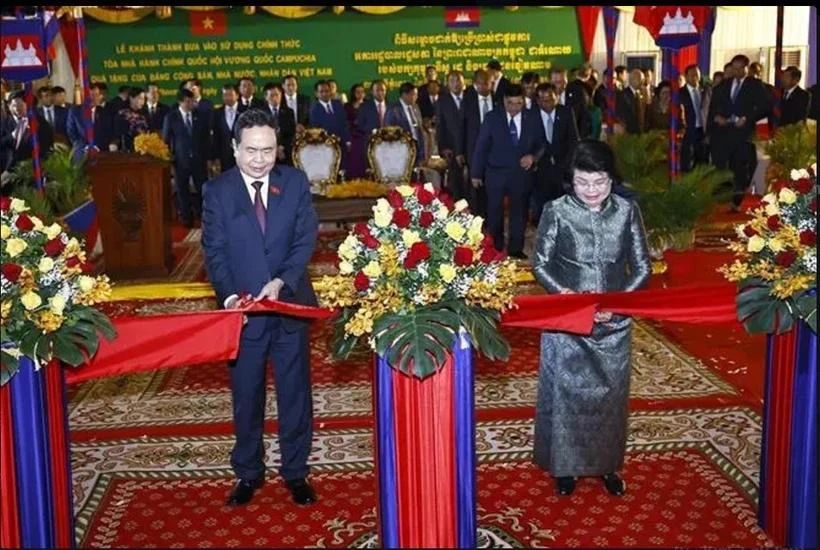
210;104;239;171
201;165;318;337
565;78;593;138
195;98;214;114
780;86;810;126
355;98;386;137
679;85;707;135
1;114;54;172
417;81;441;115
384;101;425;164
308;99;350;143
534;105;578;172
37;105;68;137
264;103;296;164
67;103;115;150
492;76;510;105
140;102;170;133
436;92;466;156
470;109;545;179
283;93;311;126
419;93;439;121
712;77;769;141
237;96;266;111
107;96;128;115
463;92;495;165
162;107;210;170
615;87;646;135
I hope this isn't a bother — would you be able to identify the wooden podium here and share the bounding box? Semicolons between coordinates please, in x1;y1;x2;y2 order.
86;152;173;280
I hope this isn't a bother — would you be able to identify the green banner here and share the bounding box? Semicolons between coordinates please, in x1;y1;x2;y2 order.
86;6;583;103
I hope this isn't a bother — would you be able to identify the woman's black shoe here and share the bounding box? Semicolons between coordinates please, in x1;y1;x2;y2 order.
602;473;626;496
555;476;576;496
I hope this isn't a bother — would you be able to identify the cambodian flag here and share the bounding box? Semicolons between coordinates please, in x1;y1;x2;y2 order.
43;9;60;60
445;7;480;28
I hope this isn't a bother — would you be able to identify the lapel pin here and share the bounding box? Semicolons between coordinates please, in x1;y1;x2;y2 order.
270;185;281;195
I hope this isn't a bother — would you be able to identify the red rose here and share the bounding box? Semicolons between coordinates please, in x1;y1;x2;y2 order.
454;246;474;266
1;263;22;283
799;230;816;246
387;189;404;208
353;223;370;237
15;213;34;231
80;261;94;274
354;271;370;291
65;256;81;269
403;242;431;269
419;210;434;228
766;215;781;231
811;198;817;212
794;178;814;194
362;234;380;249
43;237;65;257
742;225;758;238
0;197;10;211
416;188;435;205
392;208;411;228
438;191;454;210
775;250;798;268
771;180;789;192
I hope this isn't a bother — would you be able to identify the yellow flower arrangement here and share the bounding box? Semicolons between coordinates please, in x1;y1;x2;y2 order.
325;179;389;199
317;183;517;378
1;197;116;384
719;162;817;333
133;132;172;161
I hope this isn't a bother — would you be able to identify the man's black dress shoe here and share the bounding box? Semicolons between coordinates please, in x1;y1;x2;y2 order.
509;251;528;260
555;476;576;496
602;473;626;496
286;478;317;505
226;478;263;506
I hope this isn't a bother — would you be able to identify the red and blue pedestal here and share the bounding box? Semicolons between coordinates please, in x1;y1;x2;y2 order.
0;355;75;549
373;333;476;548
758;310;817;548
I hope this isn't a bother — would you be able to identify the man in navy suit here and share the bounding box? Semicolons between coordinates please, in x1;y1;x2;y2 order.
201;108;318;508
470;83;545;259
679;65;708;172
282;74;311;129
163;88;211;226
211;83;241;173
355;79;389;172
487;60;509;105
437;70;468;200
262;83;296;165
384;82;425;166
37;85;68;138
67;81;115;153
184;78;214;114
308;80;350;147
532;83;578;226
779;66;811;127
463;69;495;219
238;76;266;111
141;82;170;133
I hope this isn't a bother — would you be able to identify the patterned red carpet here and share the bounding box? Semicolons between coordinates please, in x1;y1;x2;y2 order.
68;199;774;547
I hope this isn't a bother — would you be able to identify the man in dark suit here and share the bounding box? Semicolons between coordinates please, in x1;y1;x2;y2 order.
779;66;810;127
1;92;54;190
437;70;468;201
470;83;545;259
418;80;440;121
679;64;708;171
211;83;241;173
384;82;425;166
282;74;311;129
355;79;388;173
184;78;214;113
51;86;68;108
615;69;648;135
463;69;495;219
532;83;578;226
711;54;770;210
141;82;170;133
238;76;266;111
417;65;440;111
749;62;776;133
564;63;594;139
487;60;509;105
201;108;318;508
67;81;115;152
37;85;68;139
707;62;734;168
262;82;296;165
163;88;211;226
308;79;350;155
107;85;130;115
521;72;540;112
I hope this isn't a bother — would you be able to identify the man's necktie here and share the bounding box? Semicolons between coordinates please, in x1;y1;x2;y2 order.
545;112;554;143
481;96;490;122
149;105;155;116
509;117;519;146
251;181;266;233
408;106;420;141
454;95;461;110
731;79;741;103
377;102;384;126
325;103;333;115
15;118;26;149
185;112;192;133
46;108;53;126
691;88;702;127
227;107;234;128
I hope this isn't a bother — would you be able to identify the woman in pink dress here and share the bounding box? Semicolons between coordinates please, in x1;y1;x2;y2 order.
344;83;367;179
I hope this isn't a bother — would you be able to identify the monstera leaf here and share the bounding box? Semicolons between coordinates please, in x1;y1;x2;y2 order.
794;291;817;334
373;304;461;379
453;302;510;362
737;280;795;334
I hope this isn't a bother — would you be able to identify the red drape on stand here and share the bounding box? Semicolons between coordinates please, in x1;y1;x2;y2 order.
59;19;80;78
676;44;699;76
576;7;601;61
0;384;21;550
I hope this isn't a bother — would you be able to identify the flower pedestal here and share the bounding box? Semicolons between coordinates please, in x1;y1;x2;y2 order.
373;334;476;549
758;316;817;548
0;356;75;549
